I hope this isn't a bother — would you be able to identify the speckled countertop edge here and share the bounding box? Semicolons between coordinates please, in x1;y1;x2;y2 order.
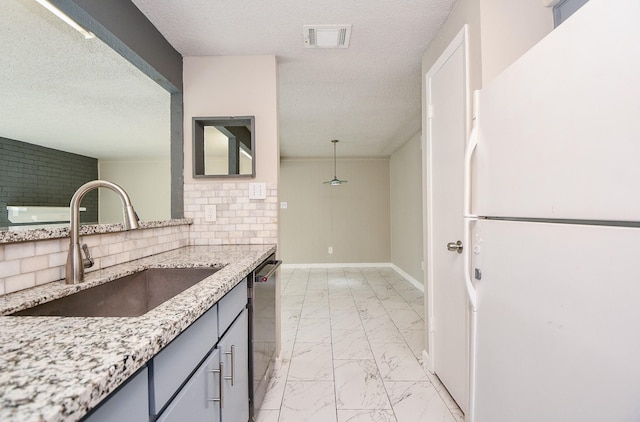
0;244;276;422
0;219;193;244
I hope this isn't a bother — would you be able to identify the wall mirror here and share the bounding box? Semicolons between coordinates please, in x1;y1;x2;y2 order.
0;0;171;230
193;116;256;178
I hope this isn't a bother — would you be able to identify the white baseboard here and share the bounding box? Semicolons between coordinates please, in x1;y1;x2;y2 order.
390;264;424;293
281;262;424;293
281;262;393;269
422;349;434;374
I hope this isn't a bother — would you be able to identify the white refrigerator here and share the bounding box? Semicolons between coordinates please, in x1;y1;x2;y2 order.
464;0;640;421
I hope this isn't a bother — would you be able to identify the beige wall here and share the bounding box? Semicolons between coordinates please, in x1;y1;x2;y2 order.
98;160;171;223
480;0;554;85
280;158;390;264
422;0;553;120
390;132;423;284
182;56;279;246
183;56;279;185
422;0;483;107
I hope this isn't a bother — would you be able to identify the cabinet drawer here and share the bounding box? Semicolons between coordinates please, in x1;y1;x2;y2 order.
151;304;218;414
218;278;247;336
157;349;221;422
84;367;148;422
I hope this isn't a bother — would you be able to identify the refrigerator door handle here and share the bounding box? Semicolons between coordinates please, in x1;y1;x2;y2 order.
463;91;479;310
464;91;480;422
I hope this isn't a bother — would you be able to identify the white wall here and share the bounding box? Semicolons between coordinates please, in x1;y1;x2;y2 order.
390;132;423;284
280;158;390;264
98;160;171;223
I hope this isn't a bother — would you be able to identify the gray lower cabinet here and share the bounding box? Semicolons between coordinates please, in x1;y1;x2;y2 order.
159;309;249;422
157;349;222;422
219;309;249;422
84;368;148;422
152;303;219;414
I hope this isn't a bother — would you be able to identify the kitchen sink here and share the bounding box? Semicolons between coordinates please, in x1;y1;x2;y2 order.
11;268;220;317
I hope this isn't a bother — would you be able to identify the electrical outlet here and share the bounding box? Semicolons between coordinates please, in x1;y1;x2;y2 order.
249;182;267;200
205;205;216;222
328;246;333;254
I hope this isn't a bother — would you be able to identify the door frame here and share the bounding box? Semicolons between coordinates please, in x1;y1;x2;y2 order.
423;25;470;373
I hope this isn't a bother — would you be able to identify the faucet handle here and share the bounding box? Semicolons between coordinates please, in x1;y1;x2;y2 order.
81;244;94;269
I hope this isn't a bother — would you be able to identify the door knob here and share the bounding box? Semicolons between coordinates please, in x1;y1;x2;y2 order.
447;240;463;254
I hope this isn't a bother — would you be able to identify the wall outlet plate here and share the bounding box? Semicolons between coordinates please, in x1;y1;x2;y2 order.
205;205;216;222
249;182;267;200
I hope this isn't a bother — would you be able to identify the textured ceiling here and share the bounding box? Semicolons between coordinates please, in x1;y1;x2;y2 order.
130;0;455;158
0;0;170;161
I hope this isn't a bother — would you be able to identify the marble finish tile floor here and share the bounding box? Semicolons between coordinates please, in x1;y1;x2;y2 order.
257;267;464;422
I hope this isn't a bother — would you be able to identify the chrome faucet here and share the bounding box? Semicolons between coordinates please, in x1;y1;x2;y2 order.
66;180;139;284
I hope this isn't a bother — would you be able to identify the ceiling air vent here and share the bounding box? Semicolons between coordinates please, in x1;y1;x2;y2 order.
303;25;352;49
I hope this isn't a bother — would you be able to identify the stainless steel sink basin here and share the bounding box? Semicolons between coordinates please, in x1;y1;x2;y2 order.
11;268;220;317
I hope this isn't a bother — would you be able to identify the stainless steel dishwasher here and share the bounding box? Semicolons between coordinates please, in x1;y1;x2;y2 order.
248;254;281;421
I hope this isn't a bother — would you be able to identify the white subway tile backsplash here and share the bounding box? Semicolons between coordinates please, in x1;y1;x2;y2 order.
34;240;63;255
20;256;49;273
5;273;36;294
183;181;278;246
48;252;67;268
4;243;35;260
35;267;63;286
108;242;124;255
0;223;191;295
0;260;21;278
100;255;117;269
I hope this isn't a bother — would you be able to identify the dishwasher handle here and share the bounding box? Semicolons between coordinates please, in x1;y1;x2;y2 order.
256;260;282;282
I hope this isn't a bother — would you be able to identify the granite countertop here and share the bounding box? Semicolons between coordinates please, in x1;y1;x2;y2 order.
0;219;192;244
0;244;276;422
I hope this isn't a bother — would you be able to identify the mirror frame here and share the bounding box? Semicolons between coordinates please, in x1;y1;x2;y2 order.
192;116;256;178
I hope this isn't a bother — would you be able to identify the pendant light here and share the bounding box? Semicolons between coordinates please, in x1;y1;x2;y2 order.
323;139;348;186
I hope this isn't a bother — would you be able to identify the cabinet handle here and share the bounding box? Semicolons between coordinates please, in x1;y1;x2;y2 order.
207;362;224;408
225;345;235;386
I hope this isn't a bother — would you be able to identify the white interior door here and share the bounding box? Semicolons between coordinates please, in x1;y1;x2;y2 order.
424;27;469;412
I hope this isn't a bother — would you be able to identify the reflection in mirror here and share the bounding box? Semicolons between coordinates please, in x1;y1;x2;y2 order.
194;117;255;178
0;0;171;230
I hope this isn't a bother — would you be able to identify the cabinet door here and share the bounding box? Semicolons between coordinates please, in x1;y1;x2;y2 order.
218;309;249;422
85;368;148;422
158;349;221;422
152;304;218;414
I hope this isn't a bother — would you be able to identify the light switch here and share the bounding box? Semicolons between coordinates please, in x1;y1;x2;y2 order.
280;202;288;209
249;182;267;200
